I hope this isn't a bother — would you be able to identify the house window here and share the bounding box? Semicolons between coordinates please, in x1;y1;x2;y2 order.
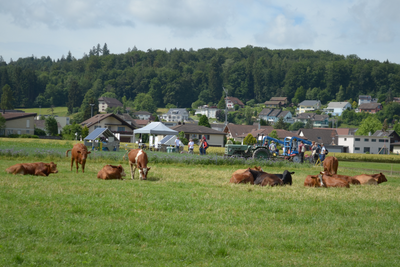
26;130;30;134
344;138;347;141
118;127;125;131
355;138;360;141
355;147;360;151
7;129;13;135
26;119;30;128
0;129;4;136
379;139;385;142
94;126;101;129
371;139;376;142
364;138;369;142
364;147;370;153
17;130;21;135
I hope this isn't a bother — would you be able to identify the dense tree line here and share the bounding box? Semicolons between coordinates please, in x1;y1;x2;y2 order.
1;45;400;124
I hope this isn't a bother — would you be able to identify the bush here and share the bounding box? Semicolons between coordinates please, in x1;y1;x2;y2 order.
7;134;20;138
19;134;39;139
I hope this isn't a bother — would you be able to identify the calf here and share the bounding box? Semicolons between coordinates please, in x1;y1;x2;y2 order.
304;173;349;188
273;170;294;185
97;165;126;180
248;169;283;187
6;162;58;176
231;166;262;177
124;149;151;180
229;169;255;184
351;174;379;185
66;143;91;173
321;172;361;185
323;156;339;174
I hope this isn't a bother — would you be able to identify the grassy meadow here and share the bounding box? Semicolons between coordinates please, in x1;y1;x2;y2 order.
1;138;400;266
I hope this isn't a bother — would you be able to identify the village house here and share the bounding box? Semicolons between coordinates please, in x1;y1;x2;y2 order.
297;100;321;114
294;113;329;128
338;135;390;154
0;112;36;136
357;103;383;114
170;124;226;147
195;105;220;119
161;108;190;122
324;102;352;116
223;123;273;142
358;95;377;106
80;113;136;143
258;108;293;124
133;111;152;120
225;96;245;109
372;130;400;152
98;97;123;112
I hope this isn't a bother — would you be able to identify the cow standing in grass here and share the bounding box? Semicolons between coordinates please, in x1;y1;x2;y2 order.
66;143;91;173
124;149;151;180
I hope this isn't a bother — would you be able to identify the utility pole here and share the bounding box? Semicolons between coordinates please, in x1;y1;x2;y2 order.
223;87;228;126
90;104;95;117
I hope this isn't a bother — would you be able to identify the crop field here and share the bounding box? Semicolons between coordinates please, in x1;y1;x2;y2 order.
1;138;400;266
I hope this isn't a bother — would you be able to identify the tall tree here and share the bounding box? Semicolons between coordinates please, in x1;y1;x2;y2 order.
208;55;223;103
356;117;382;136
198;115;211;128
45;116;58;136
67;79;82;114
102;43;110;56
0;113;6;134
0;84;14;112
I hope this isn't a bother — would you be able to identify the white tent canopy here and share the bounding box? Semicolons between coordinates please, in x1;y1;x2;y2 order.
134;122;179;135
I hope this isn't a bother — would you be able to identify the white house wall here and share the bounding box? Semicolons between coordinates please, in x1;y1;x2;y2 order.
338;135;390;154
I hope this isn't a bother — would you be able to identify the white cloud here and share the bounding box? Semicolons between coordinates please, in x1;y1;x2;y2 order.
1;0;400;63
255;14;317;47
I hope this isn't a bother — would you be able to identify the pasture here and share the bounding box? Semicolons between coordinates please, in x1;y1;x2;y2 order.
1;139;400;266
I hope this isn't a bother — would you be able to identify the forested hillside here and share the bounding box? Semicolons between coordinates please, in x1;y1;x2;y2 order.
1;45;400;117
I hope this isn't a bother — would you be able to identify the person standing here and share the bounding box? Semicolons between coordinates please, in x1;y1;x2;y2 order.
298;140;305;163
188;139;194;154
269;141;276;153
202;136;209;155
320;143;326;162
175;137;180;152
199;138;205;155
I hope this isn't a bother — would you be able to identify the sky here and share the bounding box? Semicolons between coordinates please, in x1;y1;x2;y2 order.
1;0;400;64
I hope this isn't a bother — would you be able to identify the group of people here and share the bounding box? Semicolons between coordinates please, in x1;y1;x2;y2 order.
175;136;208;155
311;141;327;162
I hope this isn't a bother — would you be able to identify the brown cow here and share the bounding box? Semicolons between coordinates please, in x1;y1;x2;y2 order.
304;173;349;188
248;169;283;187
97;165;126;180
231;166;263;176
66;143;91;173
351;173;387;185
321;172;361;185
230;169;255;184
323;156;339;174
124;149;151;180
6;162;58;176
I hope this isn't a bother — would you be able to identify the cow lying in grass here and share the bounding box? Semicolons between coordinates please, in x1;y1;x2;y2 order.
249;169;283;187
272;170;294;185
6;162;58;176
229;166;263;184
351;173;387;185
97;165;126;180
320;172;361;185
304;173;350;188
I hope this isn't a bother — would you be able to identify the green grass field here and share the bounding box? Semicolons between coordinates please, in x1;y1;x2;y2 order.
19;107;70;117
1;139;400;266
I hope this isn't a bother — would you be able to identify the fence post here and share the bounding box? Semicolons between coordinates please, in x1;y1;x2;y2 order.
391;164;393;176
